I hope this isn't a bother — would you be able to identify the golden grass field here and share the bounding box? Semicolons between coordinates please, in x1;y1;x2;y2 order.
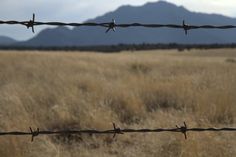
0;49;235;157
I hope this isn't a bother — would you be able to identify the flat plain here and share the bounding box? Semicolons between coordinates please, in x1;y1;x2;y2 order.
0;49;235;157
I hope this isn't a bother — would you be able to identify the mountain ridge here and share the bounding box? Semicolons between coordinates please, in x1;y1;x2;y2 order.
0;36;17;45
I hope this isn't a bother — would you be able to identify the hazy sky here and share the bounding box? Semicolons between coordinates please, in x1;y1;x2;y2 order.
1;0;236;40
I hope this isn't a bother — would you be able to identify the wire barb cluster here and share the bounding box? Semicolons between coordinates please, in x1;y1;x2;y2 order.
0;122;235;142
26;14;35;33
29;127;39;142
176;122;188;139
1;14;236;34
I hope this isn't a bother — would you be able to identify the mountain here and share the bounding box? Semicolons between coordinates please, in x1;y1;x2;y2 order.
19;1;236;46
0;36;17;45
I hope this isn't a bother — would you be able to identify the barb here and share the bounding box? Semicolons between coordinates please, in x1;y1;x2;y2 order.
176;122;187;139
112;122;124;138
0;122;235;142
182;20;190;35
29;127;39;142
1;14;236;34
25;13;35;33
105;19;116;33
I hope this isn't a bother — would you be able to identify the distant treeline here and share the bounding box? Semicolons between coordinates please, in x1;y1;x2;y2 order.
1;43;236;52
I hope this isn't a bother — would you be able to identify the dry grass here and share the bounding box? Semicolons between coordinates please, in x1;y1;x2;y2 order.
0;49;235;157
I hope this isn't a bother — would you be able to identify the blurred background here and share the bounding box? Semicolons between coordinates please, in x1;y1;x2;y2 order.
1;0;236;46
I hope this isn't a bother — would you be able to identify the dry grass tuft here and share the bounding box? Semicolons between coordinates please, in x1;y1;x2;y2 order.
225;58;236;63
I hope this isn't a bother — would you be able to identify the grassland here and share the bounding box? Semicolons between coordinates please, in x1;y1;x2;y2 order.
0;49;235;157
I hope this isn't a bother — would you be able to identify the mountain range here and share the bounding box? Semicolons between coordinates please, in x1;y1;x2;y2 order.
0;36;17;45
3;1;236;46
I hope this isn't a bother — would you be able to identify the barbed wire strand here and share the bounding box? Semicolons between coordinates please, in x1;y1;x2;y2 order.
0;122;235;141
1;14;236;35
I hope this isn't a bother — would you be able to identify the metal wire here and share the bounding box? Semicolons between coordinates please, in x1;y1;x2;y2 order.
1;14;236;34
0;122;235;141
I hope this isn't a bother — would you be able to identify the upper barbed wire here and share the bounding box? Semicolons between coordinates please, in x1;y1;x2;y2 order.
1;14;236;34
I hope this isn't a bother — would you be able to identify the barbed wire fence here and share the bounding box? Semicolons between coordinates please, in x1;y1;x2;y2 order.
0;14;236;142
1;14;236;35
0;122;236;142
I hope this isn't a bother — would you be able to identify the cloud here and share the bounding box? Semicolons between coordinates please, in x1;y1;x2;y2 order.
168;0;236;16
0;0;235;40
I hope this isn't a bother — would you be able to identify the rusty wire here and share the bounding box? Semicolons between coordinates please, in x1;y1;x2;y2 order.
0;122;235;141
1;14;236;34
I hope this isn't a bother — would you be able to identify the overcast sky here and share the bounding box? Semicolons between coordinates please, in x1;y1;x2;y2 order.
1;0;236;41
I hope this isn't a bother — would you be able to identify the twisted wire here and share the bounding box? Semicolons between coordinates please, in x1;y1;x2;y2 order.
1;14;236;34
0;122;235;141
